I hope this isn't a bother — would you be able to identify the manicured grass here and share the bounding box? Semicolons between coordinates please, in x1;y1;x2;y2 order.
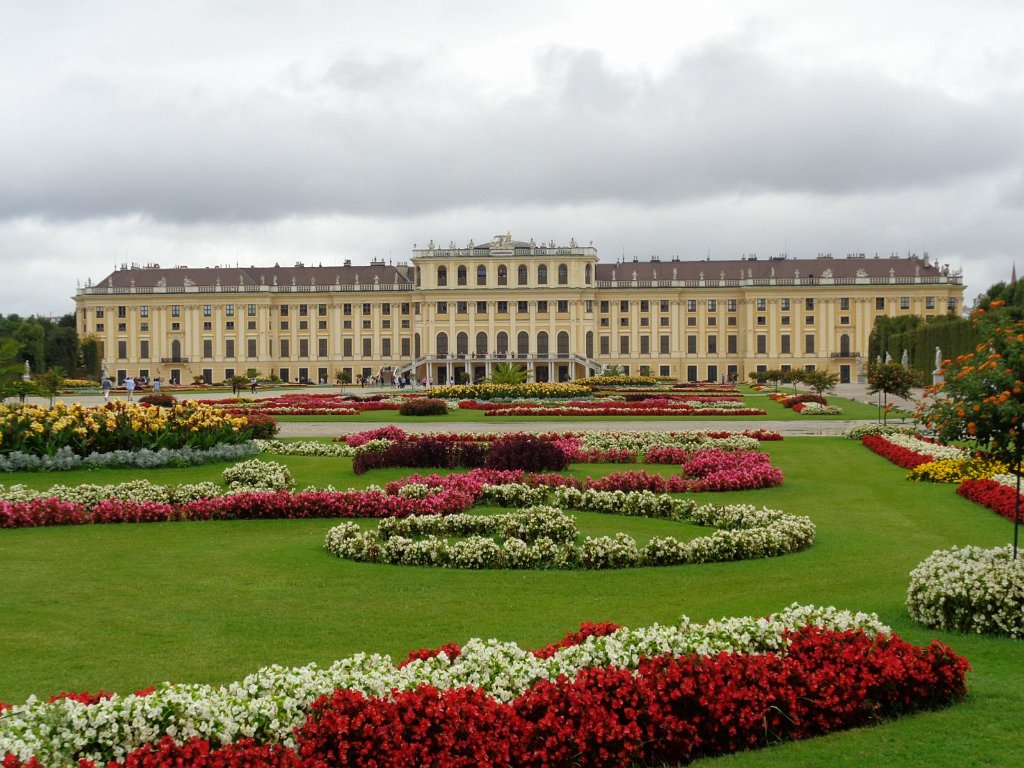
1;438;1020;767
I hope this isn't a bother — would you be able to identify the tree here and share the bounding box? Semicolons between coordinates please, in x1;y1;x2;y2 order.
918;309;1024;558
34;368;65;407
867;362;919;424
489;361;528;385
336;369;352;387
803;369;839;396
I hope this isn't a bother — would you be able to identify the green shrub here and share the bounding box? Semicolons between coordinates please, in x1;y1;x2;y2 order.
399;398;448;416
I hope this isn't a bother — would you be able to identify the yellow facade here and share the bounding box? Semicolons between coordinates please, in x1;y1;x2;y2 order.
74;234;965;386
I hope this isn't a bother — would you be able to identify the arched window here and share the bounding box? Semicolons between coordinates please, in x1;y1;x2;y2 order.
457;265;467;286
456;332;469;355
496;331;509;354
584;264;592;285
517;331;529;356
585;331;594;358
840;334;851;356
537;331;549;356
497;265;508;286
414;333;421;358
436;332;448;355
476;331;488;355
537;264;548;285
517;265;528;285
437;266;447;287
476;265;487;286
171;339;182;360
557;264;568;285
557;331;569;356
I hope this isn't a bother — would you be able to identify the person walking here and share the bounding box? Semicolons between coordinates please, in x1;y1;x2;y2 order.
124;376;136;401
250;377;258;395
101;376;112;401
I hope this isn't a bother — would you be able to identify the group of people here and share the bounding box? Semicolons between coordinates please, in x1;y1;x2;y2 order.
100;375;161;401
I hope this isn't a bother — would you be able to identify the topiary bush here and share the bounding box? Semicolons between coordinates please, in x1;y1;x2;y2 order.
243;413;279;439
485;436;570;472
399;398;448;416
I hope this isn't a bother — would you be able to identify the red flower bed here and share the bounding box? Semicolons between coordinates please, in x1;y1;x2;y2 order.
209;393;412;416
0;484;479;530
860;434;933;469
957;478;1024;522
472;399;768;417
60;627;968;768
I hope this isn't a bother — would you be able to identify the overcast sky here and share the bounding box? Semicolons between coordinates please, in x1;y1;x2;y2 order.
1;0;1020;317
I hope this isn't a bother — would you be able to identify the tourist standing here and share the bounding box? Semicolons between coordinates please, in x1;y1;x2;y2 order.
124;377;136;401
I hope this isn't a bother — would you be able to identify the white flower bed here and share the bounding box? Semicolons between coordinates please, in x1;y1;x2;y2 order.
254;439;355;457
907;544;1024;638
882;433;967;460
578;431;759;453
991;472;1021;490
325;487;815;569
844;424;916;440
221;459;294;492
0;604;889;766
796;402;844;415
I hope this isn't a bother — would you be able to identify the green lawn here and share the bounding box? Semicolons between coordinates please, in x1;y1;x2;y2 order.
0;438;1018;767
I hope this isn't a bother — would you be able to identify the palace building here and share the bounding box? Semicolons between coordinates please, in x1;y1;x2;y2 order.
74;233;965;387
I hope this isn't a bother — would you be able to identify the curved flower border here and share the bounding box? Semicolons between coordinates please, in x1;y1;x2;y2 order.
324;486;815;569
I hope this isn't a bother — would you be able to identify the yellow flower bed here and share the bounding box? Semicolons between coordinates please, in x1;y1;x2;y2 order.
0;401;252;456
426;382;592;400
908;456;1009;483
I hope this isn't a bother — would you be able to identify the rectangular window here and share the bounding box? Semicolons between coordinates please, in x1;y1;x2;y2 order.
225;339;235;358
203;305;212;317
171;305;180;317
640;317;649;326
319;304;328;316
118;323;127;332
318;320;327;330
140;322;149;331
401;337;411;356
600;301;609;313
170;322;179;331
687;365;698;382
840;315;850;325
381;304;390;315
343;304;352;316
362;303;371;315
948;297;957;311
280;321;288;330
382;338;391;357
707;299;717;312
620;317;629;326
660;365;670;376
840;297;850;311
557;300;568;313
660;335;670;354
280;339;289;358
619;335;630;354
476;301;487;314
756;335;767;354
362;320;371;329
537;300;548;313
585;300;593;313
781;335;791;354
96;308;104;318
687;300;697;312
876;297;885;310
640;300;649;312
518;301;528;314
805;298;814;310
247;339;257;358
727;335;737;354
640;335;650;354
299;304;308;317
318;338;328;357
299;339;309;357
707;335;717;354
280;306;289;316
926;296;936;309
599;335;610;354
900;296;911;309
140;305;149;318
117;306;126;318
756;298;766;311
805;334;815;354
362;338;372;357
497;301;508;314
400;303;409;315
620;300;629;312
781;298;791;311
437;301;448;314
457;301;468;314
343;338;353;357
203;339;213;358
248;304;257;316
805;315;814;325
687;335;697;354
248;321;257;330
781;316;790;325
660;317;669;326
139;340;149;359
660;299;670;312
727;299;737;312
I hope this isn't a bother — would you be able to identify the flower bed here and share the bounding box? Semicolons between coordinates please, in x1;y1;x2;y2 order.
956;477;1024;522
0;402;263;457
792;402;844;415
860;434;944;469
208;393;410;416
0;605;968;768
325;486;813;569
427;382;591;400
907;544;1024;638
908;456;1009;483
467;398;767;417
